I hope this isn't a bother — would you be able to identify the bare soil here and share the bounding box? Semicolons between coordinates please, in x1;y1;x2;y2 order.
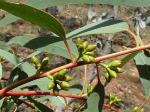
0;3;150;112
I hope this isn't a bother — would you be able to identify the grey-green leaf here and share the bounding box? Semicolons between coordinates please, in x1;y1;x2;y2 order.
0;1;65;38
7;36;33;46
0;41;10;51
67;19;129;39
83;84;104;112
8;36;78;59
27;0;150;7
121;51;139;67
0;63;2;79
1;0;149;28
28;97;54;112
0;49;36;75
134;52;150;96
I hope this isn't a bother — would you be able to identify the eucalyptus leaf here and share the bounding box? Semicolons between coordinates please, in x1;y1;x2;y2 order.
27;0;150;7
0;1;65;38
14;36;77;59
7;36;33;46
134;51;150;96
0;13;19;28
0;49;36;75
121;51;139;67
67;19;129;39
1;0;149;28
0;98;4;108
83;84;104;112
28;97;54;112
7;19;128;59
0;41;10;51
0;63;2;79
34;78;49;91
8;67;28;85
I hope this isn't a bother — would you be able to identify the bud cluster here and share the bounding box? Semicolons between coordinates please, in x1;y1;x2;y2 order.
47;69;72;95
30;56;49;70
100;60;124;82
75;38;96;63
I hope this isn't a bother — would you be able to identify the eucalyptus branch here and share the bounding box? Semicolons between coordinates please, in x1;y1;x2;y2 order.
0;44;150;97
4;91;84;99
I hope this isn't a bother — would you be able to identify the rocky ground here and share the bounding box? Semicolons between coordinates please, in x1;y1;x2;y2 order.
0;3;150;112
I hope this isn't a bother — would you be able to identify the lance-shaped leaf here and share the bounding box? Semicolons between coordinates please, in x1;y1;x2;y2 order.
0;1;65;38
7;19;128;59
67;19;129;39
134;52;150;96
121;51;139;67
8;36;78;59
7;36;33;46
1;0;149;27
28;97;54;112
27;0;150;7
0;49;36;75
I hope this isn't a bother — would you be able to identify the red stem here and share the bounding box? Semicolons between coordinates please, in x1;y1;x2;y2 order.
103;103;120;112
0;44;150;96
4;91;84;99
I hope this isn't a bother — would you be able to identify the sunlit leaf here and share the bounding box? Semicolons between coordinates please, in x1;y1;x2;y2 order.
67;19;129;39
7;36;33;46
8;36;78;59
0;1;65;38
1;0;149;28
27;0;150;7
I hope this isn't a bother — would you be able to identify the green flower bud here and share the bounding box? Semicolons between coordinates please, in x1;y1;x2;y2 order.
104;73;109;79
35;64;41;70
85;52;95;57
87;84;94;95
65;75;72;82
48;81;55;90
54;69;67;80
76;38;84;45
115;67;124;73
82;55;90;63
59;81;70;90
83;41;89;49
77;44;84;49
88;56;95;62
107;68;117;78
85;44;96;52
47;75;54;80
58;69;67;76
31;56;41;69
31;56;39;64
109;60;122;68
53;87;59;95
41;57;49;66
